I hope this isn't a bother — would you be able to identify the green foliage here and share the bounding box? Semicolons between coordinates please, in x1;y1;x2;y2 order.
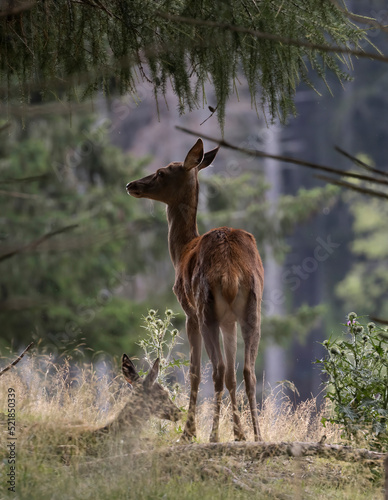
316;312;388;450
263;304;324;346
336;193;388;318
0;116;168;354
279;185;340;233
0;1;370;128
137;309;189;385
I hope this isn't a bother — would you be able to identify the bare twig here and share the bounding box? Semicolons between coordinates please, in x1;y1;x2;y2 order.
0;174;49;185
200;105;218;126
176;126;388;186
0;342;34;377
157;11;388;63
369;316;388;325
0;189;41;199
0;224;78;263
335;146;388;178
315;175;388;200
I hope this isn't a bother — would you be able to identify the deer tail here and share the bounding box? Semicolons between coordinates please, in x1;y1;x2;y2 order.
220;271;239;304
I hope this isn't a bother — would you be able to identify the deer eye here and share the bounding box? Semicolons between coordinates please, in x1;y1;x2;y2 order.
157;170;165;178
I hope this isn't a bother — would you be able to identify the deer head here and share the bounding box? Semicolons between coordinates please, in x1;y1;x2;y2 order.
126;139;220;206
121;354;182;422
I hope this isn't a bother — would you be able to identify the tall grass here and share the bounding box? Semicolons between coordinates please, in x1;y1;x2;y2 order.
0;352;384;499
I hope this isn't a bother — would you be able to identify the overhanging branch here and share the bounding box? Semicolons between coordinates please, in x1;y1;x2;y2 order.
176;126;388;187
157;11;387;63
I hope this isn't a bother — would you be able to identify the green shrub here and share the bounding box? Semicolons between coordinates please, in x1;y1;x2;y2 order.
316;312;388;450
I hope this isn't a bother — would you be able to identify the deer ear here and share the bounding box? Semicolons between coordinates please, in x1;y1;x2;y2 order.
121;354;140;384
184;139;204;171
198;146;220;171
144;358;160;388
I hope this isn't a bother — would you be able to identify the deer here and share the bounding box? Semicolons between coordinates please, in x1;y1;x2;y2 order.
96;355;182;434
126;139;264;442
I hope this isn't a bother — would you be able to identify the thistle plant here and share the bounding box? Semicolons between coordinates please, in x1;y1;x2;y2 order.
317;312;388;450
137;309;188;387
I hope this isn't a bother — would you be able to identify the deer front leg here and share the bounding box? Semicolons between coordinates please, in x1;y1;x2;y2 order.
181;315;202;442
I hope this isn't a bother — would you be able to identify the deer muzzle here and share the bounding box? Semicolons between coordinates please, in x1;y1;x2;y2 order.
126;181;144;198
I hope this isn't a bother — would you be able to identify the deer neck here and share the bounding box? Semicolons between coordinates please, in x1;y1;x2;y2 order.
167;191;199;268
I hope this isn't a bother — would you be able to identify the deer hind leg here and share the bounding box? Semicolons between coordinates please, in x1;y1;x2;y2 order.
221;321;246;441
240;296;262;442
199;315;225;443
181;315;202;442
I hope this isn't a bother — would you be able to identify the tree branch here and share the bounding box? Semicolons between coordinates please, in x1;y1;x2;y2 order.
315;175;388;200
0;224;78;263
176;126;388;187
157;11;388;63
0;174;49;185
0;189;41;199
369;316;388;325
0;342;34;377
81;441;387;469
329;0;388;35
334;146;388;178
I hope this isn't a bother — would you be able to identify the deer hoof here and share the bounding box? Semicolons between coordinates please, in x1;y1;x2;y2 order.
234;433;246;442
209;432;219;443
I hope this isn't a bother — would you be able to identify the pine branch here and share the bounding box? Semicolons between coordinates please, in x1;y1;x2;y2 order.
157;11;388;63
0;342;34;377
329;0;388;35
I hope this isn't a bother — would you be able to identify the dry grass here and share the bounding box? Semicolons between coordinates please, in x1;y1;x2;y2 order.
0;352;385;499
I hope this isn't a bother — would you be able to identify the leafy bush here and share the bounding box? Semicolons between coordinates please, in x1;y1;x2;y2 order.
317;312;388;450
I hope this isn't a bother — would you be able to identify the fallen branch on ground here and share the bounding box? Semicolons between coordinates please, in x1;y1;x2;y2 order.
0;342;34;377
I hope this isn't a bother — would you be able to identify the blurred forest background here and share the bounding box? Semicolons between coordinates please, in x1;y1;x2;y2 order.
1;0;388;402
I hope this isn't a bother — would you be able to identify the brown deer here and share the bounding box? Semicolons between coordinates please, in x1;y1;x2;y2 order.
126;139;264;442
96;355;181;434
